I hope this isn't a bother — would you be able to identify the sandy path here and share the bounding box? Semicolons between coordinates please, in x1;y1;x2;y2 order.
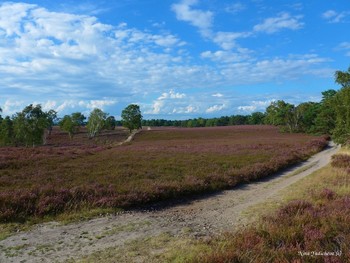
0;142;339;263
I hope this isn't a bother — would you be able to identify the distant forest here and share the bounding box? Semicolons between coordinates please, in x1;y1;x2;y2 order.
1;66;350;146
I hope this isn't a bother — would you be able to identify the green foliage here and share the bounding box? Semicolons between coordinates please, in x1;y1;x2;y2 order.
71;112;86;127
312;90;337;135
12;104;49;147
0;116;14;146
248;112;266;125
295;102;320;133
265;100;297;132
87;108;107;138
121;104;142;133
104;116;116;130
46;109;57;135
332;67;350;144
59;115;77;139
335;67;350;88
332;87;350;144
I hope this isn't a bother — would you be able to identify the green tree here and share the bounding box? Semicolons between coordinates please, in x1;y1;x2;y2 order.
332;67;350;144
312;90;337;135
12;104;49;147
248;112;266;125
104;116;116;130
87;108;107;138
296;102;320;133
59;115;77;139
71;112;86;126
121;104;142;133
46;109;58;135
0;116;14;146
265;100;296;132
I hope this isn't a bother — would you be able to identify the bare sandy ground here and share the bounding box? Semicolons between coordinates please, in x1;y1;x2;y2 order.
0;142;339;263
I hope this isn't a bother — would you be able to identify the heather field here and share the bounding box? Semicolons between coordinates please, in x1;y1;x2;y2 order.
0;125;328;222
189;152;350;263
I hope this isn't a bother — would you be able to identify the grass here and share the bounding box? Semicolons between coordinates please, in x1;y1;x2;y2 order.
187;150;350;263
0;125;328;224
77;232;211;263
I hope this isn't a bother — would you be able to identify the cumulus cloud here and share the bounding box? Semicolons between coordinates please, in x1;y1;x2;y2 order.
213;31;251;50
0;2;333;118
238;99;276;113
201;49;251;63
1;100;24;115
254;12;304;34
0;2;188;102
206;104;225;113
81;99;117;110
322;10;349;23
171;0;213;37
158;90;186;100
146;90;187;114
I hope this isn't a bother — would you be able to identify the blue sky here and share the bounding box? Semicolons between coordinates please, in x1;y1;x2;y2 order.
0;0;349;119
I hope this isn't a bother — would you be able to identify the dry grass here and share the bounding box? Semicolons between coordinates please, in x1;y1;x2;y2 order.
190;151;350;263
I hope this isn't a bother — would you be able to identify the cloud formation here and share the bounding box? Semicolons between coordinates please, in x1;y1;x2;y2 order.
322;10;349;23
171;0;213;37
0;2;335;118
253;12;304;34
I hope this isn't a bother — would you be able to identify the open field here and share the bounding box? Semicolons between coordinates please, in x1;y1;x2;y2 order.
0;125;328;222
188;151;350;263
0;130;337;263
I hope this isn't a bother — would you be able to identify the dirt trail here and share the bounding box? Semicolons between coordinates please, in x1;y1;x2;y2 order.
0;142;339;263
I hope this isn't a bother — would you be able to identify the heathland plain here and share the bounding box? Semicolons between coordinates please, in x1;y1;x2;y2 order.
0;125;328;223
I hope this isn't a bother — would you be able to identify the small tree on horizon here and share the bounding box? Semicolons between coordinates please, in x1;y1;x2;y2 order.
87;108;107;138
121;104;142;133
59;115;77;139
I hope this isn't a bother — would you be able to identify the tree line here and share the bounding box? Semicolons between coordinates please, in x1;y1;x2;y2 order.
143;67;350;144
1;66;350;146
0;104;142;147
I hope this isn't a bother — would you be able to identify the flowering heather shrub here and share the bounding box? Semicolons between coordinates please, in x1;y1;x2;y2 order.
331;154;350;169
0;126;329;222
193;192;350;263
319;188;336;200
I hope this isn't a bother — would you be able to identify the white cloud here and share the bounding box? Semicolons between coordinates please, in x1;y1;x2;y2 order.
212;93;223;97
0;3;333;118
1;99;24;115
322;10;349;23
206;104;225;113
225;3;246;14
201;49;251;63
55;100;78;113
146;90;187;114
173;105;198;114
158;90;186;100
171;0;213;37
213;31;251;50
237;105;256;112
337;42;350;56
238;99;276;113
254;12;304;34
43;100;57;111
83;100;117;110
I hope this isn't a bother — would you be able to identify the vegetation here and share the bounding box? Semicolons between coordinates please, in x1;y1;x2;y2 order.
0;126;327;222
187;151;350;263
87;108;107;138
121;104;142;133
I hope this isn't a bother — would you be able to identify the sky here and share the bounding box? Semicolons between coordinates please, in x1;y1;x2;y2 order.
0;0;349;119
